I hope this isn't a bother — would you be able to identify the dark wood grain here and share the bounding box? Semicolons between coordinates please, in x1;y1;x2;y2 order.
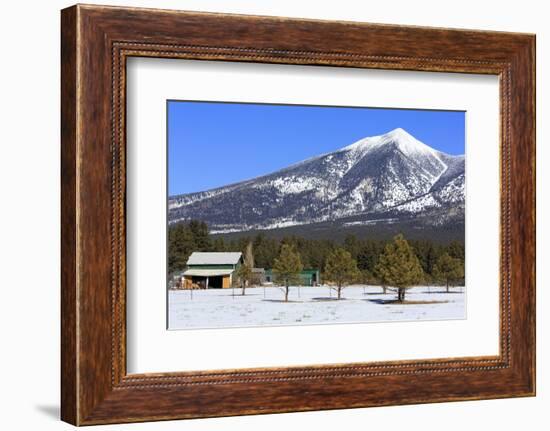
61;4;535;425
60;5;78;425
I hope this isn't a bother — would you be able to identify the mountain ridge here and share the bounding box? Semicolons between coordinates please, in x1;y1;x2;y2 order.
168;128;465;235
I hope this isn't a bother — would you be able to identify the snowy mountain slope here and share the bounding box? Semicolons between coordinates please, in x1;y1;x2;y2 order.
168;128;465;233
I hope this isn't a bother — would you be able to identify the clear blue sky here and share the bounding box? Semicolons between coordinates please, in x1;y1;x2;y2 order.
168;100;465;196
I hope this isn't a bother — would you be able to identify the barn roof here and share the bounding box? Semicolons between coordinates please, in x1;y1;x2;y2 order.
186;252;242;265
183;269;234;277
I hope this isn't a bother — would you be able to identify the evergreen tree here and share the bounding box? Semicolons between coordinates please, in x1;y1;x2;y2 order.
167;223;196;275
273;244;303;302
168;221;464;293
167;220;217;275
433;253;465;292
375;234;424;302
307;239;336;270
343;234;361;260
253;234;279;269
410;240;439;283
373;263;388;294
235;262;253;296
188;220;211;251
357;240;384;272
446;241;465;261
211;236;227;252
324;248;360;299
360;269;376;285
425;243;438;276
294;237;312;268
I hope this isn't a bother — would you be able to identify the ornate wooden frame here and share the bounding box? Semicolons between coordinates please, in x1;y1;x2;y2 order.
61;4;535;425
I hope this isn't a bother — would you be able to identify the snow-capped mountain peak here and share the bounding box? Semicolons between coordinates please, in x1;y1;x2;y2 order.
168;128;464;234
384;128;441;158
342;127;443;162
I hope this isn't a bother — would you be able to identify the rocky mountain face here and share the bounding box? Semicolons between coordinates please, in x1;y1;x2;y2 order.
168;128;465;235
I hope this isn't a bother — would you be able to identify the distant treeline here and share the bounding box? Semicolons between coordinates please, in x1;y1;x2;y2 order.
168;220;465;284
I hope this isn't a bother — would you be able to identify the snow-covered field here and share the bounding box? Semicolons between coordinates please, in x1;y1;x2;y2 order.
168;285;465;330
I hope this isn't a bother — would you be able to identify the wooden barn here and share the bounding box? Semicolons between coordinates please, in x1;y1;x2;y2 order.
182;252;243;289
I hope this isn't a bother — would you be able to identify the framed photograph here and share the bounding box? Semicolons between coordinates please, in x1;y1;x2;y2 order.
165;102;467;330
61;4;535;425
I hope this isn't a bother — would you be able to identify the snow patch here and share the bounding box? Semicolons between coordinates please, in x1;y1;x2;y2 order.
168;285;466;330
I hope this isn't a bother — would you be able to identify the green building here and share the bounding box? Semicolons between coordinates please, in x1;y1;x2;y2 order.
264;268;320;286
